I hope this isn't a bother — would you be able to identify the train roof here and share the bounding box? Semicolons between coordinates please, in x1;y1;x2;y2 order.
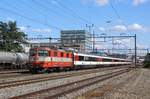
30;47;130;61
30;47;50;50
30;47;67;52
74;53;129;61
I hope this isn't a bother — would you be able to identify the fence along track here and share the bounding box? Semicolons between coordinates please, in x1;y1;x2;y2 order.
10;68;131;99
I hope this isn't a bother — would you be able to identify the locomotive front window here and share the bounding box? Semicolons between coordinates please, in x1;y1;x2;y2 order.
38;50;49;56
30;50;36;56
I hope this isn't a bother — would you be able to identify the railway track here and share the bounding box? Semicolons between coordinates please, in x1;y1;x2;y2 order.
0;73;30;79
80;68;137;98
0;69;29;74
0;70;29;79
0;66;128;89
10;68;131;99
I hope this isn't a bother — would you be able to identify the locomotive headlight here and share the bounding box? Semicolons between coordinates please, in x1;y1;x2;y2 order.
29;56;38;62
29;57;34;62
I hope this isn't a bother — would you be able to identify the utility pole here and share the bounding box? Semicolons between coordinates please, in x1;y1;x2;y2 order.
86;24;94;33
49;37;51;48
147;48;149;54
134;34;137;67
93;30;95;52
86;24;94;52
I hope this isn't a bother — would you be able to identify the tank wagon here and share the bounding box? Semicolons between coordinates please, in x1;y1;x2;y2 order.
29;47;132;73
0;51;29;69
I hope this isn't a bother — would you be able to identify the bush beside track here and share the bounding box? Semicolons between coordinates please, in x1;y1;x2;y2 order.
143;53;150;68
143;61;150;68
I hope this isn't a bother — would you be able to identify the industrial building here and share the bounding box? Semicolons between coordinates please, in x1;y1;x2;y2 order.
29;30;93;53
61;30;92;53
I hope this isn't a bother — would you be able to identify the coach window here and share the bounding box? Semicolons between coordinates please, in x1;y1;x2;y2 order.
61;52;63;57
114;60;121;62
114;60;117;62
84;57;89;61
67;53;69;58
49;51;51;56
79;56;84;61
93;57;97;61
38;50;49;56
89;57;96;61
117;60;121;62
54;51;57;57
103;58;112;62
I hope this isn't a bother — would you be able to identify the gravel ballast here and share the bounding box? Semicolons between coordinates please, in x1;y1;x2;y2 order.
103;68;150;99
0;68;121;98
77;68;150;99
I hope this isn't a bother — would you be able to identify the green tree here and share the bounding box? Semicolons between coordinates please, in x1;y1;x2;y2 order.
0;21;27;52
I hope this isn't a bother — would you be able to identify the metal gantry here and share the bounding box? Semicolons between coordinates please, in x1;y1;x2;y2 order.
28;34;138;66
91;34;137;66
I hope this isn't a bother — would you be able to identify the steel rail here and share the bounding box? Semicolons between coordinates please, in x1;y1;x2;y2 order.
10;68;131;99
0;66;128;89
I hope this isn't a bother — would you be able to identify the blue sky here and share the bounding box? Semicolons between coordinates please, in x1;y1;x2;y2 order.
0;0;150;49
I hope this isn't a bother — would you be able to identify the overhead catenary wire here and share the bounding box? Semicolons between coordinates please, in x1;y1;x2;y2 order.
32;0;84;28
0;0;127;32
20;0;48;19
52;0;102;32
109;1;121;20
52;0;91;24
20;0;53;26
31;0;69;19
109;1;129;29
45;0;87;25
0;7;61;30
107;0;132;49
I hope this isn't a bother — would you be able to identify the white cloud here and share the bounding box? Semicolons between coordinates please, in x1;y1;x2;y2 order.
99;27;105;32
31;28;51;33
81;0;93;5
110;25;127;32
19;26;27;31
95;0;109;6
99;23;149;33
81;0;109;6
81;0;150;6
113;39;122;44
121;39;134;48
128;23;144;31
5;17;15;22
19;26;52;33
137;43;149;48
133;0;149;6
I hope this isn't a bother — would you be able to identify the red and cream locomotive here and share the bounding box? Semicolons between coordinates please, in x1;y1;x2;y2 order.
29;47;132;73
